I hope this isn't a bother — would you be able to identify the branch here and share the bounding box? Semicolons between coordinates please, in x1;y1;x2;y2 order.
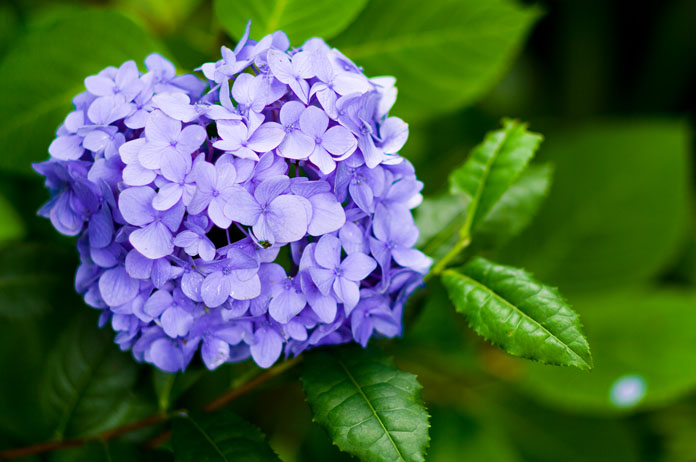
0;356;303;460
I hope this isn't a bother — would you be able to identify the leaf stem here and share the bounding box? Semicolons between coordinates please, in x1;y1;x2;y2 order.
426;234;472;281
0;356;303;460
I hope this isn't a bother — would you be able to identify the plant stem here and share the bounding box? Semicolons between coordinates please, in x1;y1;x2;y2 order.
204;355;302;412
425;235;472;282
0;356;303;460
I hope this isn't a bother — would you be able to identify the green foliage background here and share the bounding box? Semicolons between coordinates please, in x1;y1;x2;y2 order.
0;0;694;460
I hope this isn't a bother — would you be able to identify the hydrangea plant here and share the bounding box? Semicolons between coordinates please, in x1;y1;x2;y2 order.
9;12;599;462
34;23;431;373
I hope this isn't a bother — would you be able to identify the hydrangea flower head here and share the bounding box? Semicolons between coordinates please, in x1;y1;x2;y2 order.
35;23;431;372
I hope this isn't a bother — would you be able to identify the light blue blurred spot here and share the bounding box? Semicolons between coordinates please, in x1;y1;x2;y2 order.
610;375;646;408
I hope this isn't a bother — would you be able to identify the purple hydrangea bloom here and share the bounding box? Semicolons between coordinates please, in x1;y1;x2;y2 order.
34;25;431;373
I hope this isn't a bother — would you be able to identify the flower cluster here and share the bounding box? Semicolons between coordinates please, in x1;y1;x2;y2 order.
35;24;431;372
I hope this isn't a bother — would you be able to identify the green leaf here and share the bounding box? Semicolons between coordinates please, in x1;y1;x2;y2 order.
41;316;139;440
517;289;696;415
501;120;691;292
214;0;368;44
332;0;540;120
301;346;430;462
172;410;281;461
449;119;543;237
0;243;67;319
114;0;204;34
416;163;552;257
441;257;592;370
474;163;553;248
0;9;165;174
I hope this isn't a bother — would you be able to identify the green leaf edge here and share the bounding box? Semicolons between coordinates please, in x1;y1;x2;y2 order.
441;262;593;371
301;348;431;462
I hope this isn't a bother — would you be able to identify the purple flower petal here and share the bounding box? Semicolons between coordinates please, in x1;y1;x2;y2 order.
250;326;283;368
98;266;139;307
314;234;341;269
341;253;377;281
224;185;262;225
49;135;83;160
307;193;345;236
247;122;285;153
153;183;183;211
267;195;309;243
269;287;306;323
129;221;174;259
119;186;156;226
202;337;230;370
161;306;194;338
201;271;233;307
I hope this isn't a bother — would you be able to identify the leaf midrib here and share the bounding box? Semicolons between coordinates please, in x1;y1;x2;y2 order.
463;125;520;234
337;358;406;462
446;269;590;368
265;0;289;35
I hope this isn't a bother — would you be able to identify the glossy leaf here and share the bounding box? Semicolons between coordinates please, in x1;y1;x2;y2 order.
41;316;139;440
214;0;368;44
442;257;592;370
449;119;543;236
417;163;551;256
474;163;553;248
518;289;696;415
502;120;690;292
301;346;430;462
332;0;540;119
172;410;281;462
0;9;164;174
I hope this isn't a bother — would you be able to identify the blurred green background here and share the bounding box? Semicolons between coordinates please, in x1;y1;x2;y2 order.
0;0;695;460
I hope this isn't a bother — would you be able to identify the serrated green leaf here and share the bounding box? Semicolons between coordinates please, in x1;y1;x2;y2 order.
301;346;430;462
449;119;543;237
332;0;540;120
172;410;281;462
41;316;139;440
441;257;592;370
214;0;368;44
502;120;690;292
474;163;553;248
0;9;165;174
